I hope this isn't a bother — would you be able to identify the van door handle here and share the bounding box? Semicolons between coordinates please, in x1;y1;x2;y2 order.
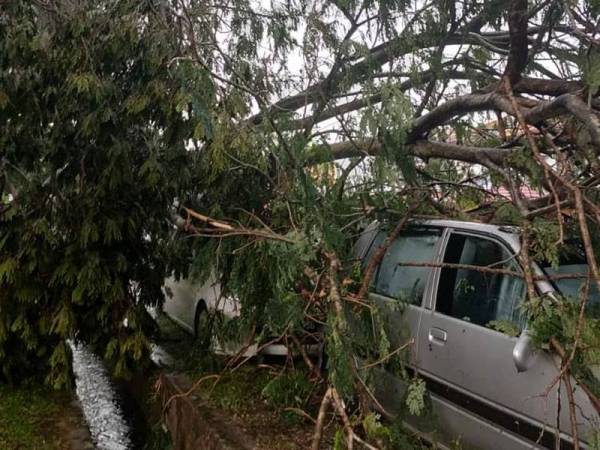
428;327;447;344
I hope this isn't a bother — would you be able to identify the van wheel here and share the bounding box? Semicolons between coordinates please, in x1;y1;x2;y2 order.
194;301;211;350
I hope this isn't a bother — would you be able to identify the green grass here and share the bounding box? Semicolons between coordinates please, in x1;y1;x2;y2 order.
0;384;66;450
206;365;274;410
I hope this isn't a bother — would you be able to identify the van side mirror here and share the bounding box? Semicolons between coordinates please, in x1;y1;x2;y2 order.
513;331;536;373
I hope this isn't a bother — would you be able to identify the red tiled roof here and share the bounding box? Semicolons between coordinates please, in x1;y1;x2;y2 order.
493;186;543;199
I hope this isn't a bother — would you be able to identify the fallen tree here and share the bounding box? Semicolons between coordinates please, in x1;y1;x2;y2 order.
164;0;600;447
2;0;600;447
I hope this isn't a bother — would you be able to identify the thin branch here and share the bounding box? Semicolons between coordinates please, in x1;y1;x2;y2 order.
361;339;414;369
311;388;332;450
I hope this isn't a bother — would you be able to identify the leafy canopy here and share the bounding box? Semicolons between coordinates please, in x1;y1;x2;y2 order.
0;0;212;386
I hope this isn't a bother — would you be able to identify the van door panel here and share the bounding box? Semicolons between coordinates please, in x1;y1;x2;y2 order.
418;310;560;448
557;373;599;443
366;228;442;428
370;299;429;427
420;230;561;449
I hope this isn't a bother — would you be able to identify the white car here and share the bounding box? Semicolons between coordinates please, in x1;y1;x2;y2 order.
163;272;312;356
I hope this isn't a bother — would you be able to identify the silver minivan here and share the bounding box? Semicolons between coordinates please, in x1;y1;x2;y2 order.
357;219;599;450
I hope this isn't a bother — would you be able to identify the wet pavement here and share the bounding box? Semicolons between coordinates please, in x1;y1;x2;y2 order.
71;343;134;450
70;339;175;450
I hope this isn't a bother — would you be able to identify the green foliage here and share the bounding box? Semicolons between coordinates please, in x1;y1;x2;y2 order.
507;147;545;188
584;49;600;96
326;311;358;399
0;1;212;386
377;85;417;184
261;370;313;409
333;428;344;450
528;296;564;349
211;369;272;411
363;413;424;449
487;320;520;337
406;377;427;416
494;203;522;224
530;219;561;268
589;429;600;450
528;291;600;397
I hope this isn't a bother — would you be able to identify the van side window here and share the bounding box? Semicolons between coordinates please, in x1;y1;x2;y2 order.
374;229;441;306
361;232;385;271
436;233;525;333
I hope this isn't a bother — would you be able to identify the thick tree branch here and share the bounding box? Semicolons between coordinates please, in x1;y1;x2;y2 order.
307;138;511;167
523;94;600;149
406;92;515;141
248;21;575;125
512;78;583;96
381;91;598;148
503;0;529;85
247;21;555;124
288;76;587;134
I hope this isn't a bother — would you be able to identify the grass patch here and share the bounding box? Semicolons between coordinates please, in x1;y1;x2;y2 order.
205;365;274;410
0;384;68;450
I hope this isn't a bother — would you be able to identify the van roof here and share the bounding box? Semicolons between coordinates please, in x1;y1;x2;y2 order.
388;218;522;252
417;218;519;235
